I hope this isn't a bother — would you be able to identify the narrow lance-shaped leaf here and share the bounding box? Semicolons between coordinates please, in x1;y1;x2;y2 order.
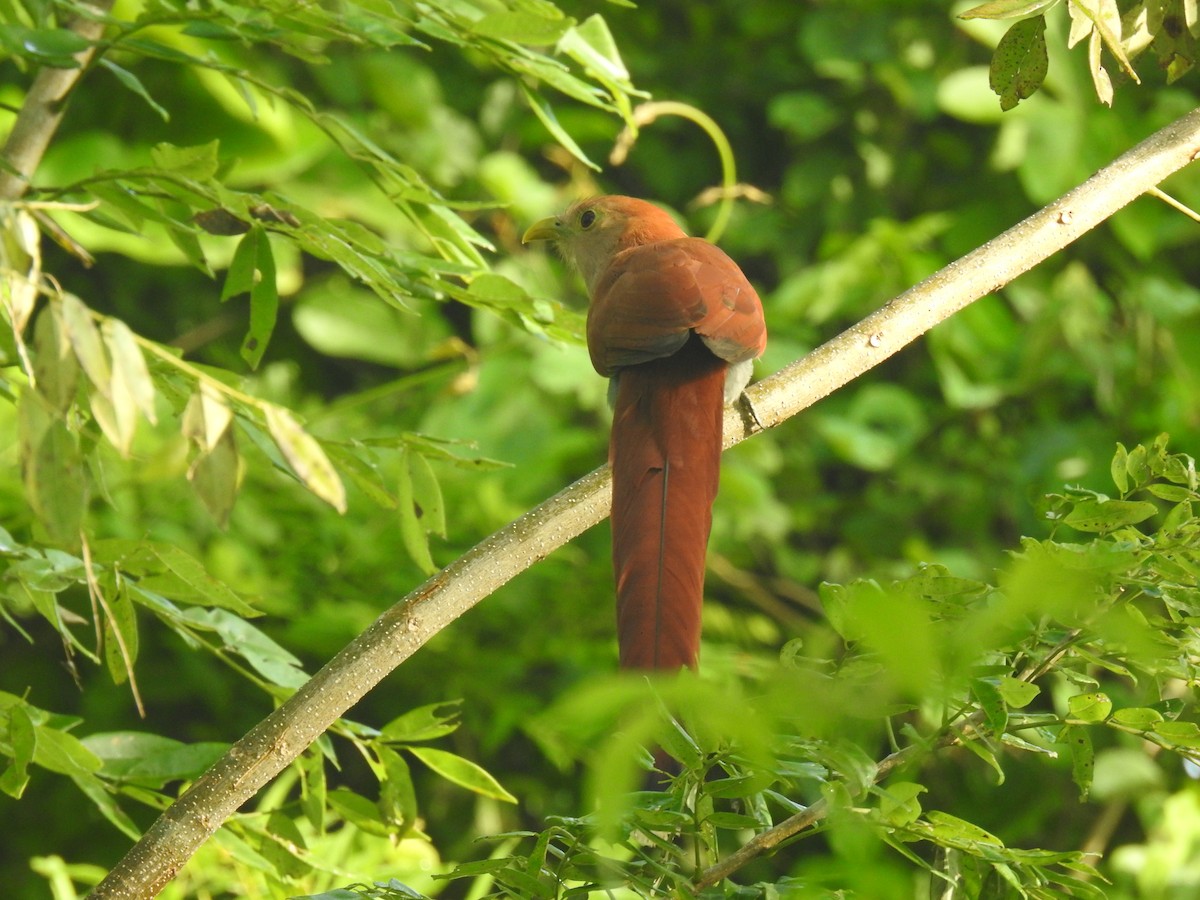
98;319;156;454
243;226;278;369
59;293;111;397
188;427;240;528
1060;725;1095;800
396;446;436;575
521;84;601;171
99;58;170;121
960;0;1062;18
182;383;233;452
264;406;347;513
31;302;78;413
102;576;140;689
408;746;517;803
103;319;157;424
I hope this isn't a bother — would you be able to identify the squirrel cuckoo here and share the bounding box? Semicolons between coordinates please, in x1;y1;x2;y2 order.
523;196;766;671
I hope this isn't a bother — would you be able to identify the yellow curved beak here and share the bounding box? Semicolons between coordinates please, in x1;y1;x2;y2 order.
521;216;560;244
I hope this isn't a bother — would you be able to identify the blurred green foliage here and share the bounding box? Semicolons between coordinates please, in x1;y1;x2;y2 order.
2;0;1200;897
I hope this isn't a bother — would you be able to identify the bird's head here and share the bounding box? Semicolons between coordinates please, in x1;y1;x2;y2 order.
522;196;686;294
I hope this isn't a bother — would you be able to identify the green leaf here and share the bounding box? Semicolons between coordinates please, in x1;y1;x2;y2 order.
1067;692;1112;723
221;228;260;302
31;302;78;413
408;746;516;803
242;226;279;369
5;26;91;64
327;787;392;836
83;732;227;782
300;749;327;832
264;406;347;513
704;811;763;830
104;321;156;421
558;14;631;88
102;576;139;686
972;677;1008;732
182;608;308;688
472;10;572;45
1063;498;1157;532
382;700;462;743
1060;725;1094;800
142;544;259;616
99;58;170;121
150;140;220;180
878;781;926;827
377;747;419;834
0;703;36;798
988;16;1048;110
396;445;435;574
1151;721;1200;748
32;722;103;777
996;677;1040;709
71;772;141;840
188;427;241;527
261;810;311;878
1111;707;1164;730
25;416;87;544
924;810;1004;847
1145;483;1194;502
1110;442;1129;494
521;84;600;171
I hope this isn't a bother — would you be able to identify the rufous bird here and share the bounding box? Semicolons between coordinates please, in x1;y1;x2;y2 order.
523;196;766;671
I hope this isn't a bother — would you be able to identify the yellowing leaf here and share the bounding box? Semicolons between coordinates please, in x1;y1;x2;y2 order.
59;293;111;397
264;406;347;513
104;319;157;424
188;428;241;527
182;383;233;452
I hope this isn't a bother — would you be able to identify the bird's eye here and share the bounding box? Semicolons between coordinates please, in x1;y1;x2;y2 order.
579;209;597;229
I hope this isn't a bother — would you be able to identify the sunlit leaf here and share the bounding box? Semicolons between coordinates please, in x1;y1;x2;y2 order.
1063;498;1157;532
521;84;600;171
382;700;462;743
960;0;1061;18
264;406;347;513
1060;725;1094;800
408;746;516;802
150;140;220;180
0;704;35;799
989;16;1049;110
1067;691;1112;723
59;293;111;397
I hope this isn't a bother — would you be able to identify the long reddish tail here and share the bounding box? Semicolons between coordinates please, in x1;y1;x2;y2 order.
609;336;726;670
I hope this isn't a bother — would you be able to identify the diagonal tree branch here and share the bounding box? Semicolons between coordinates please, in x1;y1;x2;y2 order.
89;105;1200;899
0;1;115;201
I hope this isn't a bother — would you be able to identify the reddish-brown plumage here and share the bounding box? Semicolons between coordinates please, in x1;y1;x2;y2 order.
609;337;725;669
522;196;766;671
